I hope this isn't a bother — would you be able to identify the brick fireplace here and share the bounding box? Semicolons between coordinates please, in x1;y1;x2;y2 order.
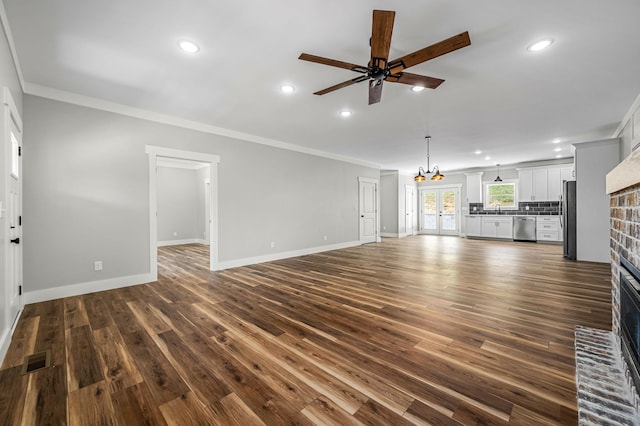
607;147;640;410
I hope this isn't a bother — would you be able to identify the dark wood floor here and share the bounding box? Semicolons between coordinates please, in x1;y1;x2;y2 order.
0;236;611;425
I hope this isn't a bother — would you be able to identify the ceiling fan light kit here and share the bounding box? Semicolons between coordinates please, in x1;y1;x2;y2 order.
299;9;471;105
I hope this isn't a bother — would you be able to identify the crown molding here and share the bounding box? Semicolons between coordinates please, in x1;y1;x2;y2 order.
0;0;25;91
23;83;382;170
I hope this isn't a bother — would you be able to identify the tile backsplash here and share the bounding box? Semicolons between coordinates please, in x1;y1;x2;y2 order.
469;201;560;215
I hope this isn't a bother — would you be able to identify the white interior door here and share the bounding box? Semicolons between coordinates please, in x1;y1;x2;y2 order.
5;91;22;327
405;185;415;236
419;187;460;236
359;179;377;244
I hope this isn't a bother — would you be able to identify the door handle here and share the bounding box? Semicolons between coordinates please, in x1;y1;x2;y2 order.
361;215;364;218
10;237;20;244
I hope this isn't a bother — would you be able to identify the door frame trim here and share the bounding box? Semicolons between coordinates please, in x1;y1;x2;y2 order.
1;87;23;363
358;177;381;243
146;145;220;280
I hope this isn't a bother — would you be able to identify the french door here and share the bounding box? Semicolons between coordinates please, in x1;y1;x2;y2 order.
419;187;460;235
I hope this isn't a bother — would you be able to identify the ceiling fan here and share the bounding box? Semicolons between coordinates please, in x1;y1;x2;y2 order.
298;10;471;105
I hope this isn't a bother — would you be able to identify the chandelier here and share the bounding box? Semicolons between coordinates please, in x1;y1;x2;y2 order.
414;136;445;182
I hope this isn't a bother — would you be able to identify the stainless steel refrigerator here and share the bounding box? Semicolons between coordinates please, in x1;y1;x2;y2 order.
562;180;577;260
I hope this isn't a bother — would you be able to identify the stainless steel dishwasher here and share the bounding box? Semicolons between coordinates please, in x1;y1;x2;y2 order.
513;217;536;241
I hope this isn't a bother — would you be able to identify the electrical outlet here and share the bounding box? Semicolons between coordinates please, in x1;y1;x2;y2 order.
94;261;103;271
270;241;276;249
323;235;327;241
173;231;178;237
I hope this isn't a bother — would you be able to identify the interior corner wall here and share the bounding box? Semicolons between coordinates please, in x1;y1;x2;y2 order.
380;173;399;235
157;167;200;243
398;174;416;236
575;138;621;263
22;95;380;294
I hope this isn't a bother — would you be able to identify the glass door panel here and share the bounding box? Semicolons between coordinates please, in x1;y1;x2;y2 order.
422;191;437;232
419;187;460;235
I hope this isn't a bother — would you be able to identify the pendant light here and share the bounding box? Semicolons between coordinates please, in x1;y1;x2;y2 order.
494;164;503;182
414;136;445;182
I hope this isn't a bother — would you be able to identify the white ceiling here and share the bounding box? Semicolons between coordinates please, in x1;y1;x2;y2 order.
3;0;640;173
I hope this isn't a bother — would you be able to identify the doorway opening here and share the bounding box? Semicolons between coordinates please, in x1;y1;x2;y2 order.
418;186;461;235
146;146;220;281
155;157;211;277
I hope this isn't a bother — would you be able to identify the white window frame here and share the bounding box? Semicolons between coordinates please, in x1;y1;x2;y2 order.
484;180;518;210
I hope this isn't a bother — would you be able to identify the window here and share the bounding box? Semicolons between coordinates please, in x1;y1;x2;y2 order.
484;182;517;209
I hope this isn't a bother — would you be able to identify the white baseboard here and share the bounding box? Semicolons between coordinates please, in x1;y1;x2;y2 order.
158;238;206;247
23;272;155;305
380;232;399;238
216;240;361;270
0;308;23;367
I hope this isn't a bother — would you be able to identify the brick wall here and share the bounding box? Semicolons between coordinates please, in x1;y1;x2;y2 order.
610;182;640;334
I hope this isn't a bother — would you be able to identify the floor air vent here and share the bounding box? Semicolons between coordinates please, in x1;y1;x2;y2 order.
21;350;51;374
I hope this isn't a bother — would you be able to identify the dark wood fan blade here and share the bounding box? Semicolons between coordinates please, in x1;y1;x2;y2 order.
299;53;369;73
387;31;471;74
368;80;383;105
314;75;369;96
370;10;395;69
385;72;444;89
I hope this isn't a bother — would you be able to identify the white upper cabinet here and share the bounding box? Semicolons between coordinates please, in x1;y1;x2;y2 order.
547;168;562;201
518;164;574;202
465;172;483;203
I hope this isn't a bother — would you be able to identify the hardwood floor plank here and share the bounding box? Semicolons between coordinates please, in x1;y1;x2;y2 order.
21;364;67;425
208;392;267;426
68;381;119;426
66;324;105;391
93;324;143;393
0;315;39;369
0;366;29;424
0;238;613;424
110;382;168;426
121;329;190;405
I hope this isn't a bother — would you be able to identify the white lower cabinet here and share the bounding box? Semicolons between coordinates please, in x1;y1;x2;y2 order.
481;216;513;239
536;216;562;242
466;216;482;237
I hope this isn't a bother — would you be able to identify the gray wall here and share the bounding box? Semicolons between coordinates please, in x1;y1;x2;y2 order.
22;95;379;292
380;173;398;235
157;166;201;243
0;15;23;356
575;138;620;262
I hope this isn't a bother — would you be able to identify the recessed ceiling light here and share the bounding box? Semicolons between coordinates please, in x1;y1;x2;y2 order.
411;86;425;92
280;84;295;94
474;150;482;155
554;147;561;152
527;39;553;52
552;138;562;144
485;156;491;160
178;40;200;53
340;110;352;118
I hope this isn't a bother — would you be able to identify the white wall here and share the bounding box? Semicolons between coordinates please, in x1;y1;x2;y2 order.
574;138;620;262
0;13;23;363
22;95;379;294
157;166;201;244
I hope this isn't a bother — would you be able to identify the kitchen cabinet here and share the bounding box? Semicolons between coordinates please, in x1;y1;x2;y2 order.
536;216;562;242
466;216;482;237
481;216;513;239
465;172;483;203
518;165;575;202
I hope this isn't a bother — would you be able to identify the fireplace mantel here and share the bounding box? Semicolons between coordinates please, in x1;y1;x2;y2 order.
607;148;640;194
